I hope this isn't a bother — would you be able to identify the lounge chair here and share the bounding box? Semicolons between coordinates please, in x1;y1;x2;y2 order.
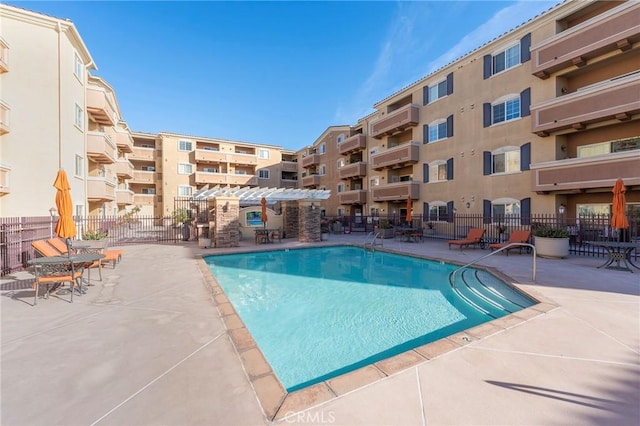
40;238;103;283
448;228;485;250
489;230;532;255
48;237;122;268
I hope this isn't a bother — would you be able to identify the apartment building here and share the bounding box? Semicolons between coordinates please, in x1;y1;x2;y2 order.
130;131;295;217
310;0;639;221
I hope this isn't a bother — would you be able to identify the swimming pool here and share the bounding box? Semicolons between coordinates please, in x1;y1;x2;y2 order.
205;246;535;392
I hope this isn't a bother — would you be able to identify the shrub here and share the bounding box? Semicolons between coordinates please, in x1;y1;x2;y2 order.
378;219;393;229
532;226;569;238
83;229;108;240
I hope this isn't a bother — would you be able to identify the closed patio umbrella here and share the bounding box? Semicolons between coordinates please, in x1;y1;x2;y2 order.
406;196;412;224
611;178;628;240
261;197;268;228
53;170;77;240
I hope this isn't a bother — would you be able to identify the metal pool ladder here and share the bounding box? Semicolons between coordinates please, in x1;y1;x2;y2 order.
364;231;383;251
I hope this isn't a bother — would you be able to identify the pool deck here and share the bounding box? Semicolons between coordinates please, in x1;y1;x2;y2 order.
1;235;638;425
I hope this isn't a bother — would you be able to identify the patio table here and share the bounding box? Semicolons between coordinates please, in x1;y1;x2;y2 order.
585;241;639;272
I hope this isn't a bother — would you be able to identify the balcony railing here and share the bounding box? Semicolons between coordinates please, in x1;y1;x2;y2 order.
115;129;134;153
339;134;367;154
280;179;297;189
371;181;420;202
191;171;257;186
531;2;640;78
87;177;116;201
0;101;9;135
86;86;117;126
87;131;117;164
302;174;321;187
371;142;420;170
339;162;367;180
130;170;156;184
115;189;135;205
281;161;298;172
227;152;258;166
338;190;367;205
115;160;134;179
530;150;640;193
302;154;320;168
531;72;640;136
190;149;258;165
129;146;156;162
133;194;157;206
370;104;419;139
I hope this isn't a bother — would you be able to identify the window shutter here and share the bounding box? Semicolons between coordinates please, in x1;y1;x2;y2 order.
423;163;429;183
520;33;531;63
446;115;454;138
483;151;492;175
520;142;531;171
423;85;429;105
483;54;492;79
520;197;531;225
483;103;491;127
423;124;429;144
423;202;429;220
483;200;492;224
446;72;453;95
447;201;454;223
446;158;453;180
520;88;531;117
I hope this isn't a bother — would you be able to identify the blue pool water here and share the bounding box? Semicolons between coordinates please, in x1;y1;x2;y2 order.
205;246;534;391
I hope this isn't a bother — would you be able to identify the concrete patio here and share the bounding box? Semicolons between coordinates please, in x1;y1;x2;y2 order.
1;234;638;425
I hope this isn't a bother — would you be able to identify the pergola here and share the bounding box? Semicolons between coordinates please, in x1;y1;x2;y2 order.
193;185;331;205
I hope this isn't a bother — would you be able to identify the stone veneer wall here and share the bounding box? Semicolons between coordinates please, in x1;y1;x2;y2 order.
209;196;240;248
283;201;299;239
298;200;321;242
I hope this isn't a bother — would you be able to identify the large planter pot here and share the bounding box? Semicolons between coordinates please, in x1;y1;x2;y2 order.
198;238;211;248
534;236;569;259
376;228;395;239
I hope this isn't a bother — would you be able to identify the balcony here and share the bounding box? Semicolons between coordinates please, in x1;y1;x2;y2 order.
530;150;640;193
371;181;420;202
116;189;135;205
115;160;134;179
129;146;155;162
370;104;419;139
531;2;640;79
191;149;226;164
87;177;116;202
0;101;9;135
130;170;156;184
280;179;297;189
191;172;257;186
0;164;10;195
302;174;320;187
339;162;367;180
371;142;420;170
228;152;258;166
86;86;117;126
115;129;134;153
133;194;157;206
281;161;298;173
0;38;8;73
531;73;640;136
339;134;367;155
338;190;367;205
302;154;320;168
87;131;117;164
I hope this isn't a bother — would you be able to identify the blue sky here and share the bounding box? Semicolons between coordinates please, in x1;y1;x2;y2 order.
16;1;558;150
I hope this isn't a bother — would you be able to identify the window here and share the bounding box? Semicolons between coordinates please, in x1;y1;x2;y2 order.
74;103;83;129
141;166;156;171
178;140;193;151
370;148;379;156
258;149;269;159
493;44;520;74
337;183;345;193
258;169;269;179
203;167;218;173
177;186;192;196
429;80;447;103
338;208;346;217
177;163;192;174
492;97;520;124
337;134;346;144
492;147;520;174
491;198;520;224
429;203;448;221
75;205;84;217
370;177;379;187
429;161;448;182
75;155;84;177
337;158;345;168
319;164;326;175
578;136;640;158
73;52;83;81
142;188;156;195
319;144;326;154
428;120;447;142
235;170;246;175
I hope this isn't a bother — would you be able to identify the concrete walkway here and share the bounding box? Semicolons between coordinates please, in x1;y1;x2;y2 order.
1;235;638;425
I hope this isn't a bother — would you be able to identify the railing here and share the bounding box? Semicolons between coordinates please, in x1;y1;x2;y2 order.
363;231;383;251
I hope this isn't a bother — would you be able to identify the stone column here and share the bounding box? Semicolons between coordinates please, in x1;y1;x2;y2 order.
283;201;299;239
210;196;240;248
298;199;322;243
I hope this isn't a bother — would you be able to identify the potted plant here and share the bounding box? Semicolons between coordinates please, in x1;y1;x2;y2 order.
532;225;570;258
376;219;395;239
82;228;109;248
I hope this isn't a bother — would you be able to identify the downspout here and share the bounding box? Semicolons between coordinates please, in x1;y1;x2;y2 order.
56;21;62;170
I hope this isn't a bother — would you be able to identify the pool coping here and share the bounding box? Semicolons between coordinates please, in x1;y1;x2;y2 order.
196;245;559;422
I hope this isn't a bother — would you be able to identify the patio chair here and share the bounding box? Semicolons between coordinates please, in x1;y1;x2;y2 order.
44;238;105;283
31;260;83;305
489;230;532;256
409;228;423;242
49;237;121;269
448;228;485;250
270;229;282;243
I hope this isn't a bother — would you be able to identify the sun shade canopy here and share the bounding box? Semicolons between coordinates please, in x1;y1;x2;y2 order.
193;185;331;205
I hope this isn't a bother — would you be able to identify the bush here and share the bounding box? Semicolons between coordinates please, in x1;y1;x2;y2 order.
378;219;393;229
83;229;108;240
532;226;569;238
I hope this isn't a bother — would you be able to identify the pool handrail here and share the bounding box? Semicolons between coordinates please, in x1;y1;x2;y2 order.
450;243;537;287
364;231;384;250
